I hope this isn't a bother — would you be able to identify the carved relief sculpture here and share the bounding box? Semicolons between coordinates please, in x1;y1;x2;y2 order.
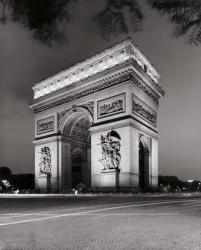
98;93;125;119
133;95;157;126
57;108;70;126
39;146;52;175
37;116;54;135
82;101;94;116
99;130;121;171
100;100;123;116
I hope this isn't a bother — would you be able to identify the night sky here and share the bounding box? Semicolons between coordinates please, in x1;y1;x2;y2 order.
0;1;201;180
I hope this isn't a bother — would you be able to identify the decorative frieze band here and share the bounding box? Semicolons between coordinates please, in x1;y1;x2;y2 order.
97;93;125;119
32;68;160;114
33;39;160;99
133;95;157;126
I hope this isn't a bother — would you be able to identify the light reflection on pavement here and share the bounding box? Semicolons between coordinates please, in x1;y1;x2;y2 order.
0;194;201;249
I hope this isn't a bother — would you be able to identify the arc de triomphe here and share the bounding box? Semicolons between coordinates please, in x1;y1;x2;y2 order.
31;38;164;192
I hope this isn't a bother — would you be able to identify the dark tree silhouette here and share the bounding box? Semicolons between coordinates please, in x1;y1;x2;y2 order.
0;166;12;180
148;0;201;45
93;0;144;40
0;0;78;44
0;0;144;44
159;175;185;189
10;174;35;190
0;0;201;45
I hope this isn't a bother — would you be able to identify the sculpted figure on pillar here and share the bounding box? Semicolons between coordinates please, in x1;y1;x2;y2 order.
99;130;121;171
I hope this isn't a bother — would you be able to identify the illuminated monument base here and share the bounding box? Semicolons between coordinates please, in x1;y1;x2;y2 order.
31;39;164;192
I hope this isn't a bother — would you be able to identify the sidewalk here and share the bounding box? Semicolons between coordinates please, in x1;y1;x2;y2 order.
0;192;201;198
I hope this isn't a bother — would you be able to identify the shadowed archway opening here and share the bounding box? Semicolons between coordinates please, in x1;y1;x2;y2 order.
72;149;84;188
139;140;150;190
61;108;92;188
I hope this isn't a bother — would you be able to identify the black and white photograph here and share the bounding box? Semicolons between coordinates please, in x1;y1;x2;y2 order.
0;0;201;249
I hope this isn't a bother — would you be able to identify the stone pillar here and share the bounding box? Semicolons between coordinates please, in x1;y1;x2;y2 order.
87;146;91;187
59;139;72;191
91;123;138;191
151;138;158;188
144;152;150;188
130;126;140;190
81;160;87;186
148;152;152;188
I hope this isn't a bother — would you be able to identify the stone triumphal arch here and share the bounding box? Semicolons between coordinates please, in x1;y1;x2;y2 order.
31;38;164;192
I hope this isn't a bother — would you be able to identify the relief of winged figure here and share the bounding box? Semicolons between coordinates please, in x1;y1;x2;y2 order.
99;130;121;171
39;146;52;175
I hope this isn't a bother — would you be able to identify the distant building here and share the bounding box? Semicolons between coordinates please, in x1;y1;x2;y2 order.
30;38;164;192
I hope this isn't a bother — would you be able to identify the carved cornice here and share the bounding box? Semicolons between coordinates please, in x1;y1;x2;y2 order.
32;67;160;114
32;38;160;99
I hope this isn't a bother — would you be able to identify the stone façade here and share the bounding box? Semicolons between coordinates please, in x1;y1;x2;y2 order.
31;38;164;192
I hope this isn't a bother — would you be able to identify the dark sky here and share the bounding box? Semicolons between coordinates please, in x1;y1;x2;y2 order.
0;1;201;180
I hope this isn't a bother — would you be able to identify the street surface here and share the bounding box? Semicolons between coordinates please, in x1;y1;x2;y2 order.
0;194;201;249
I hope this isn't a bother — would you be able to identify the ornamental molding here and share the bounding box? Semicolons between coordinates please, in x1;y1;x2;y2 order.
97;93;125;119
57;102;94;130
81;101;94;116
133;95;157;126
57;108;71;127
32;38;160;99
37;116;55;135
32;66;161;114
39;146;52;175
139;133;151;152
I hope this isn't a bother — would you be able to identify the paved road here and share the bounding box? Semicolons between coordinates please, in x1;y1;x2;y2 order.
0;194;201;250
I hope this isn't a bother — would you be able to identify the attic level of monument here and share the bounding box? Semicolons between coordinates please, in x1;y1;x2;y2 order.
31;38;164;192
32;38;163;100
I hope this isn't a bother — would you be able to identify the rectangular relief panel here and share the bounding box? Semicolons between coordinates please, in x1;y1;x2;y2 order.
37;116;55;135
132;94;157;126
97;93;126;119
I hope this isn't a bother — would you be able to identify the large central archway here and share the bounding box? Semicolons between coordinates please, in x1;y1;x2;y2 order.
60;107;92;189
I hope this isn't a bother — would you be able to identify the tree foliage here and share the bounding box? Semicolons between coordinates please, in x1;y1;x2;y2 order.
11;174;35;190
149;0;201;45
0;0;78;44
0;166;12;179
93;0;144;40
159;175;185;189
0;0;144;44
0;0;201;45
